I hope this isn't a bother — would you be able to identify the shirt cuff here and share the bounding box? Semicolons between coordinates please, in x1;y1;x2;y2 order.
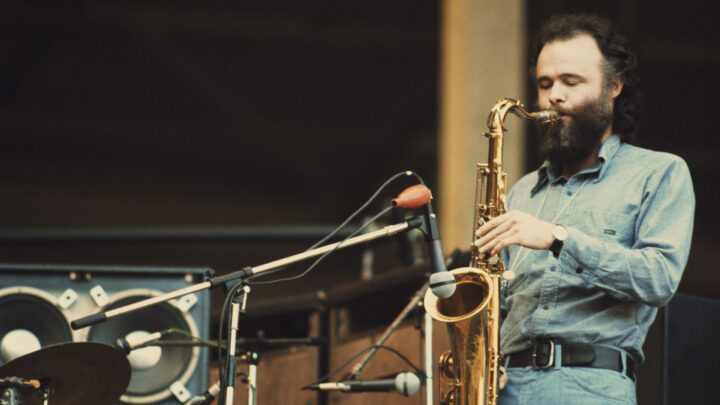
557;226;601;281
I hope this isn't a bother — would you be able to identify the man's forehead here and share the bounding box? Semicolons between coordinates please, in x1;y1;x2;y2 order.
536;34;604;79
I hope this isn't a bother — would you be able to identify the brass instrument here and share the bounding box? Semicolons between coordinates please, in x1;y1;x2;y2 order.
424;99;558;405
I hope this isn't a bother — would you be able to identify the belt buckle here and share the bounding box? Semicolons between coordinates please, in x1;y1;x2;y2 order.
532;340;555;370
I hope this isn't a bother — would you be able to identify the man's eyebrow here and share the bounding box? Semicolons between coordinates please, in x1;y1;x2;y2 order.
535;73;586;83
558;73;586;81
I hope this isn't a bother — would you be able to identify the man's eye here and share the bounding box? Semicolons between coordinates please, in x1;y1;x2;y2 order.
537;82;552;90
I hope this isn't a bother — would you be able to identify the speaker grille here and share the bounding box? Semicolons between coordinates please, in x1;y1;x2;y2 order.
0;264;210;405
0;287;73;364
87;290;200;404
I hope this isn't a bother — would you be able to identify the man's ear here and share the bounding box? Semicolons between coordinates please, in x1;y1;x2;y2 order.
610;76;623;99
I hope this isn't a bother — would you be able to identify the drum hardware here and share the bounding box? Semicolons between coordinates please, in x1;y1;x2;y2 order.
0;342;130;405
0;376;40;405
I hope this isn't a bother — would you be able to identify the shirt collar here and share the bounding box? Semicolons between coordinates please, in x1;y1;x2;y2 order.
531;134;622;193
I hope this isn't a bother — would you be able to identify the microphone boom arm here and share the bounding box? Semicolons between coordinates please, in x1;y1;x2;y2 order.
71;217;425;330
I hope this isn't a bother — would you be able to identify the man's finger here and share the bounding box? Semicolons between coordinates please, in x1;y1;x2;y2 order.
498;366;508;390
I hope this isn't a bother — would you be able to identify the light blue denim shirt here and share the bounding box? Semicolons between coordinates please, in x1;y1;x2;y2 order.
500;135;695;363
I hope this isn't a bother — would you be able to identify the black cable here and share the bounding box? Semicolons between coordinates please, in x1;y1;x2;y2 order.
301;344;426;391
306;171;424;251
249;206;392;285
214;171;428;400
249;170;424;285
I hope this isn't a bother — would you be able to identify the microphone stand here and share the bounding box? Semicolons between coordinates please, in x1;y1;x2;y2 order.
344;282;429;381
341;282;434;405
424;309;433;405
342;248;462;404
222;283;250;405
71;217;425;405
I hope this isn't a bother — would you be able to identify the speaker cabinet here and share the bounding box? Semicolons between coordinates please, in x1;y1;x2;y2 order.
0;263;211;405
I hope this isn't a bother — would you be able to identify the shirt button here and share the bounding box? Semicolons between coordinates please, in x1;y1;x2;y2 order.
550;266;556;272
576;268;583;274
566;190;573;196
543;305;550;310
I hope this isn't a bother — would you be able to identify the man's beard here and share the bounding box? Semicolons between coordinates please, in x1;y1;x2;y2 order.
537;89;613;169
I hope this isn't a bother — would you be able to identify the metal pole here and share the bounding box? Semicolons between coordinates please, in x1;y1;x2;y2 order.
247;355;258;405
424;310;434;405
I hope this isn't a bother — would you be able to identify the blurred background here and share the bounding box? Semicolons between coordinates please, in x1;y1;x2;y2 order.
0;1;717;405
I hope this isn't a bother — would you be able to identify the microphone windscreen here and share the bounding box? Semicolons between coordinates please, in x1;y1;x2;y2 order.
394;372;421;396
392;185;432;208
429;271;456;298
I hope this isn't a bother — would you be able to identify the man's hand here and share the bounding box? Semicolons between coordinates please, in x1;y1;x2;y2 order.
474;211;555;256
499;366;508;390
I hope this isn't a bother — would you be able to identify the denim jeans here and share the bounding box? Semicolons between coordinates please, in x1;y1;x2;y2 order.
499;366;636;405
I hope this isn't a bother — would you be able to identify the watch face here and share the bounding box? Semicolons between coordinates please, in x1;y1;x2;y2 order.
552;225;568;241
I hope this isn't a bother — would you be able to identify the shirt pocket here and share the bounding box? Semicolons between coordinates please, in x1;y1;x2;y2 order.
572;211;636;247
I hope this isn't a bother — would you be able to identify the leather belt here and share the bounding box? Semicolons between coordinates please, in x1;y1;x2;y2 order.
506;340;635;380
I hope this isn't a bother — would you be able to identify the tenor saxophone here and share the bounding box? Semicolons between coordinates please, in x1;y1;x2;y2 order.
424;98;558;405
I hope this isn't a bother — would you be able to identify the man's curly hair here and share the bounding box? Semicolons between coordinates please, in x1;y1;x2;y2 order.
530;14;642;143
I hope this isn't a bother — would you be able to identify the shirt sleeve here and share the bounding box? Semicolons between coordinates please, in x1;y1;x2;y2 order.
558;156;695;307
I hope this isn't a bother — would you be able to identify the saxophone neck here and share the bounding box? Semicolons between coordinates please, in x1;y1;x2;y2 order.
487;98;559;130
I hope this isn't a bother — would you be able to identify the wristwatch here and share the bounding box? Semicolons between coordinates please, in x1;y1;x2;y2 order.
549;224;568;258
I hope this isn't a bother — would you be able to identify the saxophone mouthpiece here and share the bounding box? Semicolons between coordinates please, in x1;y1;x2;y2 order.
535;109;560;123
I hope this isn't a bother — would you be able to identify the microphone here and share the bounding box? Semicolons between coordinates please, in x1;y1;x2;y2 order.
115;330;166;354
184;381;221;405
306;372;422;396
392;185;456;298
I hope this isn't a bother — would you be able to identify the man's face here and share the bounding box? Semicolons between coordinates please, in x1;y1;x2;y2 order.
535;34;620;165
536;34;607;112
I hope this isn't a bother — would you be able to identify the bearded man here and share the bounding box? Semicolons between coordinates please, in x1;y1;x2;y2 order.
474;14;695;404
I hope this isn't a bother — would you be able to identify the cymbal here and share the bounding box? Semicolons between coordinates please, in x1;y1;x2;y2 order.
0;342;130;405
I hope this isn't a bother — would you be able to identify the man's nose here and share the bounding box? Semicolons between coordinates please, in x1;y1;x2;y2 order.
549;83;567;106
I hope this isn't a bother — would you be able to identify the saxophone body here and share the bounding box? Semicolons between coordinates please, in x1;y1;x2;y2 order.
424;99;558;405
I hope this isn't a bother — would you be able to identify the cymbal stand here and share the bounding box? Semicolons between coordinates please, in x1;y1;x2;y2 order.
242;351;260;405
41;387;50;405
0;377;42;405
0;385;21;405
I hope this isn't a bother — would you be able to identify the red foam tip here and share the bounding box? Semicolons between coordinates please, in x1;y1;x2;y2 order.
391;184;432;208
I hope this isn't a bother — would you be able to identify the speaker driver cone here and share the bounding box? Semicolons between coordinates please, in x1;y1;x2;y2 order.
0;287;73;365
87;289;200;404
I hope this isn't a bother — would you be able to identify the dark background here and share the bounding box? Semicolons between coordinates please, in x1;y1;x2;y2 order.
0;0;441;300
2;0;715;296
0;1;717;402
